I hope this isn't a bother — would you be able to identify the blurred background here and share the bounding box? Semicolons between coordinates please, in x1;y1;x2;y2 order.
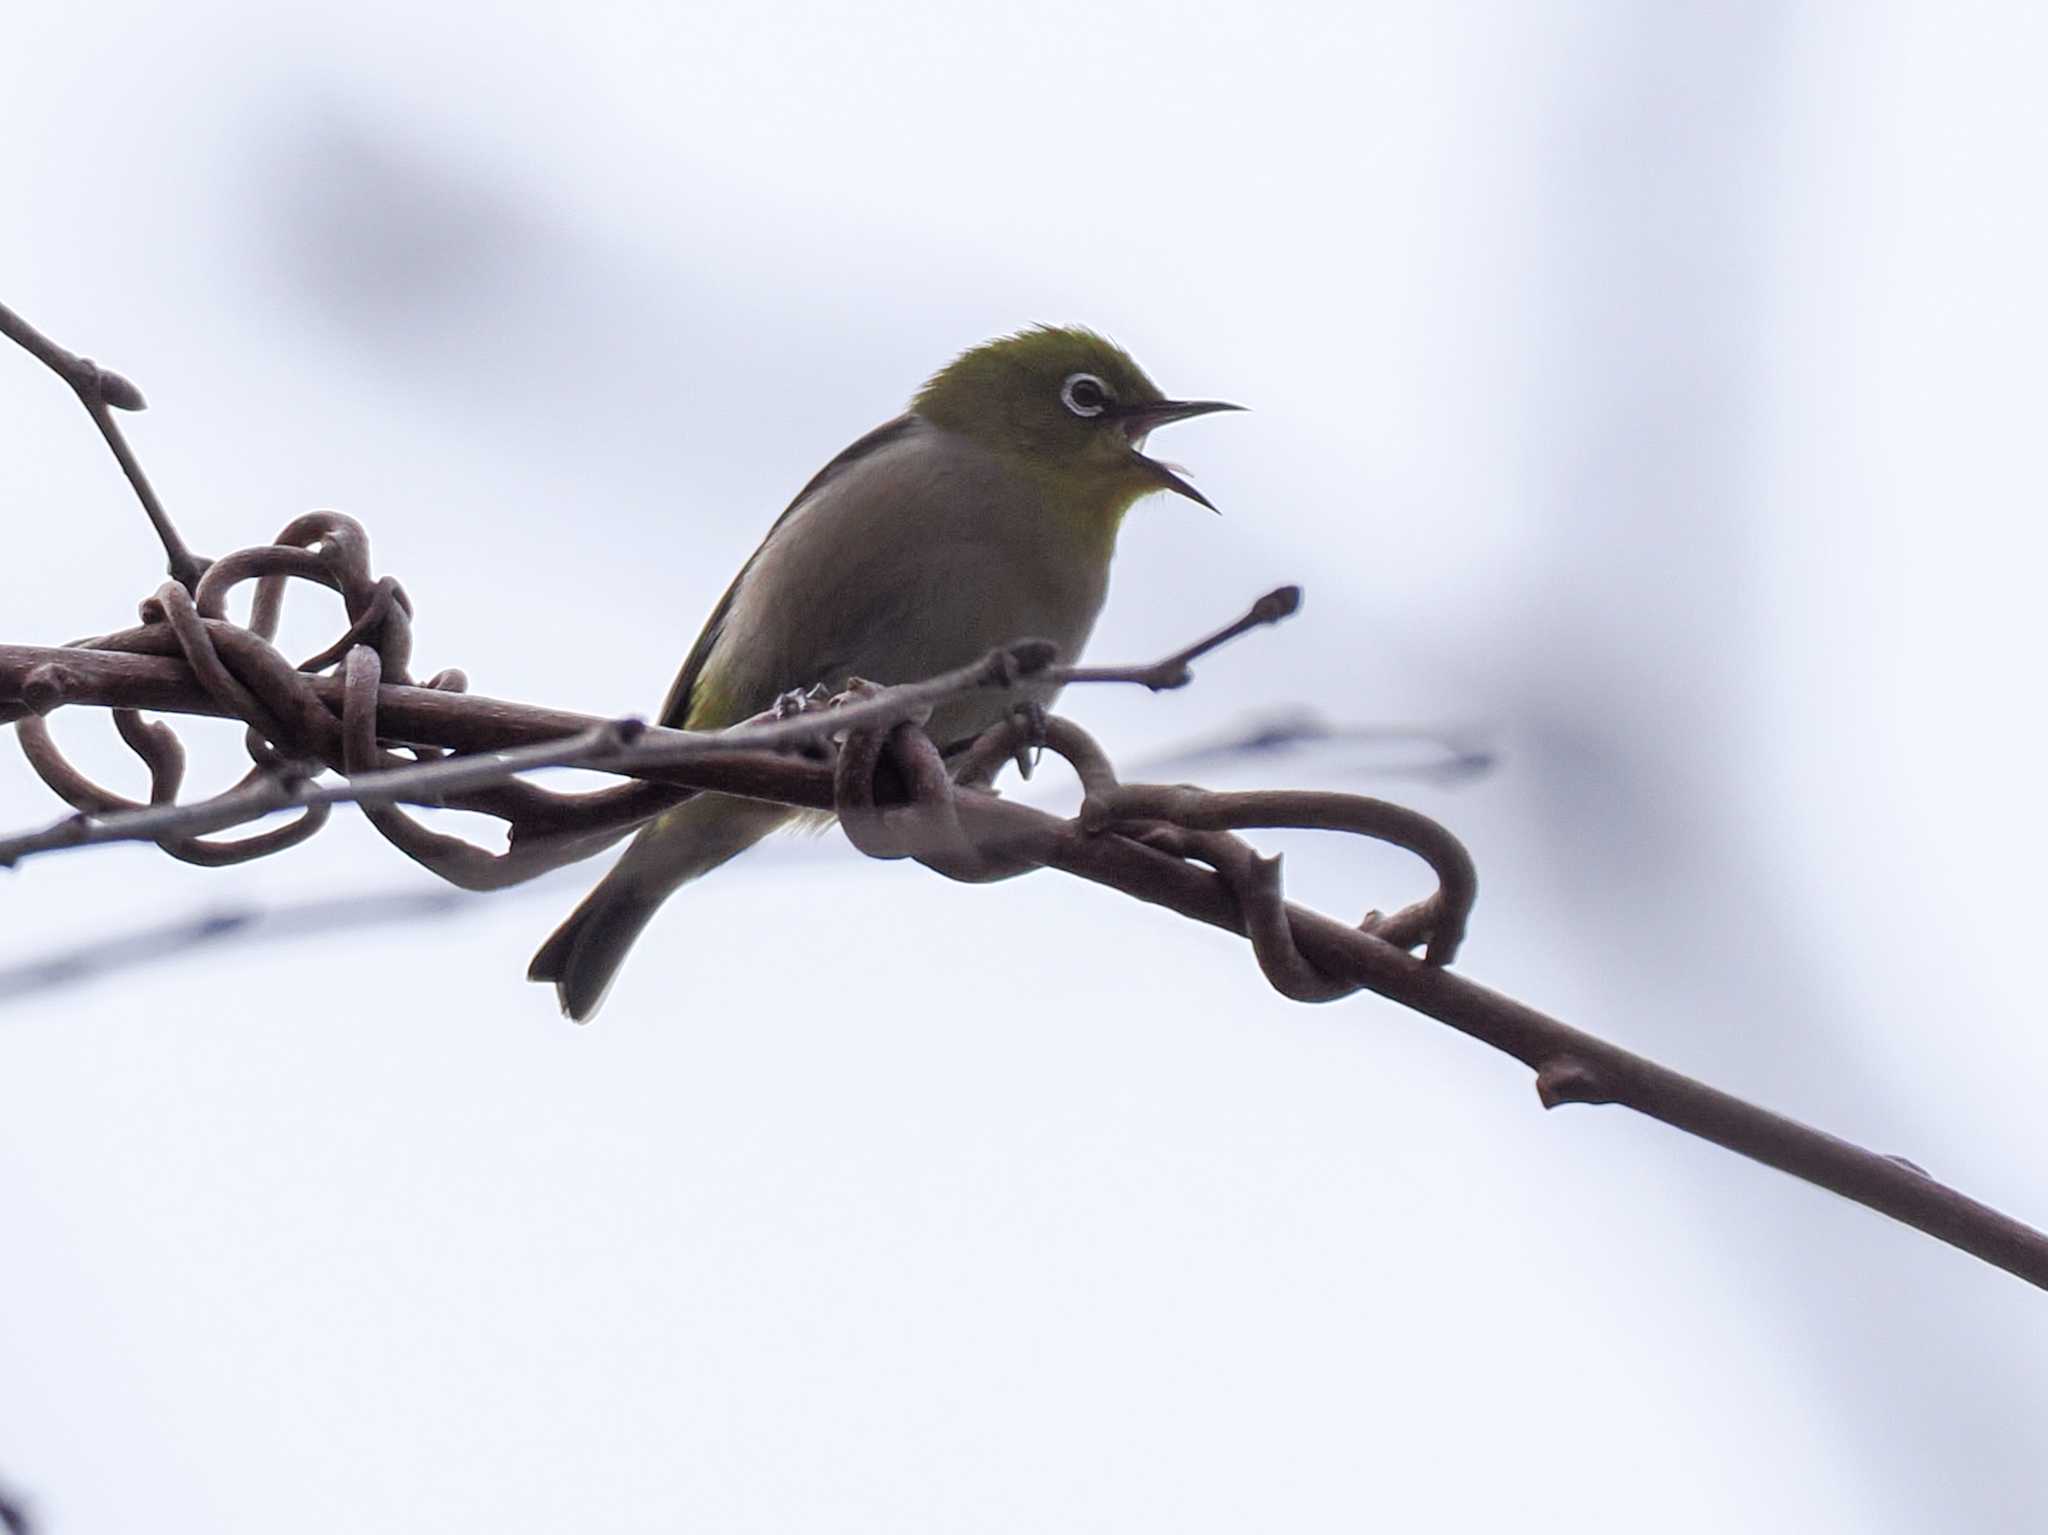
5;2;2046;1530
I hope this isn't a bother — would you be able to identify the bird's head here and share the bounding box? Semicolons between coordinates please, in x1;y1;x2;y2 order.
912;326;1241;515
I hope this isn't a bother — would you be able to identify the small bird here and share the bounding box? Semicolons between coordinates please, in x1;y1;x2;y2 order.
529;326;1240;1020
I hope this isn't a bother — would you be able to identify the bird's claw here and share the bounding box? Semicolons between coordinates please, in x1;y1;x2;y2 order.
828;676;886;706
772;683;834;719
1006;700;1049;780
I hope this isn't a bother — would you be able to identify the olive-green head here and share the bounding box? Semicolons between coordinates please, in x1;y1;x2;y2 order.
911;325;1241;511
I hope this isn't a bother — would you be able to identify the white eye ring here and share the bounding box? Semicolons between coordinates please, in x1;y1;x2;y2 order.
1061;372;1113;418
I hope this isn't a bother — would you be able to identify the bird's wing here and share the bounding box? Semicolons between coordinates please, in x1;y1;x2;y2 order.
657;413;920;729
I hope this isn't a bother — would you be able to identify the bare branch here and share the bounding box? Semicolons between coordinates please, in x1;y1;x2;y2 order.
0;714;1456;1004
0;299;207;592
0;585;1304;869
0;715;645;867
619;583;1305;759
6;621;2047;1288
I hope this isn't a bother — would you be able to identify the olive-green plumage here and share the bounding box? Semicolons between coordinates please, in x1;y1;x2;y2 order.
528;326;1239;1020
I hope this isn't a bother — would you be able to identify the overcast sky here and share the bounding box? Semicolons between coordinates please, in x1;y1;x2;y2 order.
5;4;2047;1531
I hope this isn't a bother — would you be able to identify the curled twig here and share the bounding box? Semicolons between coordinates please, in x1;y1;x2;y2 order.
0;512;1302;876
1079;783;1476;965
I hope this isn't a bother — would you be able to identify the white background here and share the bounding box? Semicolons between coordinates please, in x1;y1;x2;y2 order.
5;3;2046;1530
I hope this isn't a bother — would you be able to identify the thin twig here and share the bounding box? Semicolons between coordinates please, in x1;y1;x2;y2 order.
621;583;1304;759
1062;584;1302;689
0;299;207;591
0;717;648;867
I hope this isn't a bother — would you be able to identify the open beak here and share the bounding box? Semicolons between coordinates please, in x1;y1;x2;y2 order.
1108;398;1244;512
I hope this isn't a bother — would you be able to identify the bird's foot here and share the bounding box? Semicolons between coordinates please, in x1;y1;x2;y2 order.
770;684;839;759
1006;699;1049;780
828;676;886;706
772;683;835;719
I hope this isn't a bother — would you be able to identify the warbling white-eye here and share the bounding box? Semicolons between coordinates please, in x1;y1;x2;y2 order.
530;326;1240;1019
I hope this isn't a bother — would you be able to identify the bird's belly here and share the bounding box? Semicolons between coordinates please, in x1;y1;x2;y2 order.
814;556;1102;746
705;424;1113;745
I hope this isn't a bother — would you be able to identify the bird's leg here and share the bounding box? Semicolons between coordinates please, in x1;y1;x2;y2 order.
1006;700;1049;781
945;702;1058;789
825;676;929;728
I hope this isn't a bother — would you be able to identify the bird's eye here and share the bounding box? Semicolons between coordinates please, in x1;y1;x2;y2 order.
1061;372;1113;418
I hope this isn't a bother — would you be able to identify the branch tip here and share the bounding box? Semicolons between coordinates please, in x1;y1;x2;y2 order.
1253;584;1303;623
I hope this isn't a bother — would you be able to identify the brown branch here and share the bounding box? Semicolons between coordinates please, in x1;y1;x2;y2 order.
0;299;208;592
0;711;643;867
878;733;2048;1292
0;713;1439;1006
0;582;1296;869
5;633;2046;1289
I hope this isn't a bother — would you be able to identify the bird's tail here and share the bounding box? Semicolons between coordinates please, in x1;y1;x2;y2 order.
527;792;794;1022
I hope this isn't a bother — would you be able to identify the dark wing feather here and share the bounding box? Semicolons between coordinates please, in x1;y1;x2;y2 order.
657;414;920;728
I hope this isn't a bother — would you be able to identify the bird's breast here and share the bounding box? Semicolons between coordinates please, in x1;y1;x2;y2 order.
708;422;1113;744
